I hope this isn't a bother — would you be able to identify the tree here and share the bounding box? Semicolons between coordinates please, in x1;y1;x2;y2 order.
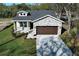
16;3;31;11
31;3;49;10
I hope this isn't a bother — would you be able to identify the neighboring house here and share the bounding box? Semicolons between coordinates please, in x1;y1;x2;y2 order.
13;10;64;38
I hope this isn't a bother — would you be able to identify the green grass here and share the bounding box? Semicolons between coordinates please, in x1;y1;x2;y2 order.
0;25;36;56
0;25;13;44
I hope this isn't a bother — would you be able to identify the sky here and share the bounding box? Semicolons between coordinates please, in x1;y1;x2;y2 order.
1;0;78;3
3;3;33;6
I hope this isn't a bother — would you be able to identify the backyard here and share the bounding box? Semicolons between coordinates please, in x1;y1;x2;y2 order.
0;23;36;56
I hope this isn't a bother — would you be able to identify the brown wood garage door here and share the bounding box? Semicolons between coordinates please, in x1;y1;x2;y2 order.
36;26;58;35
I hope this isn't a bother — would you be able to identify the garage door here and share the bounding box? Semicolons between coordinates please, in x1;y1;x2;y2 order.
36;26;58;35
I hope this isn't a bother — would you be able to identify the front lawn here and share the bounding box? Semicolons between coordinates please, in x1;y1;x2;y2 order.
0;25;36;56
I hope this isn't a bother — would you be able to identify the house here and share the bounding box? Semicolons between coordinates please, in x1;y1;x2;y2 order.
13;10;64;38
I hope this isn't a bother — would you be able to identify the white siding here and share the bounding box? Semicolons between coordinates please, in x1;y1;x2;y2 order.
15;21;30;33
34;17;62;27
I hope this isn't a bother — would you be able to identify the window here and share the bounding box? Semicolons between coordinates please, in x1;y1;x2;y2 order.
19;22;23;27
19;22;27;27
20;13;22;15
24;22;27;27
23;13;25;15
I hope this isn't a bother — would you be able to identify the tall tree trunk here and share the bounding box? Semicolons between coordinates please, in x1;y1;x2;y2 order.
65;7;71;36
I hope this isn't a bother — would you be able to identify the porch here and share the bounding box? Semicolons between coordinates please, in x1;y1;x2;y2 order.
13;21;33;33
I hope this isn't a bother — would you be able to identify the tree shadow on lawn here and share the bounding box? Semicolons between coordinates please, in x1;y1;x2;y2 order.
0;38;16;47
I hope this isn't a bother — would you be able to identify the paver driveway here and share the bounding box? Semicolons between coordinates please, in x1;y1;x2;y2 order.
36;36;72;56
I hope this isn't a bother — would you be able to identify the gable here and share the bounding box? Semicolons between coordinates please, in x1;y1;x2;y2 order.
34;16;62;27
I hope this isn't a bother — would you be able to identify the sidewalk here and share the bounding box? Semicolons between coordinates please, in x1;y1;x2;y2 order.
0;20;13;31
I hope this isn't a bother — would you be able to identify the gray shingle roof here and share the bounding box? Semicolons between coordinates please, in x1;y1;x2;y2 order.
13;16;32;20
13;10;57;21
